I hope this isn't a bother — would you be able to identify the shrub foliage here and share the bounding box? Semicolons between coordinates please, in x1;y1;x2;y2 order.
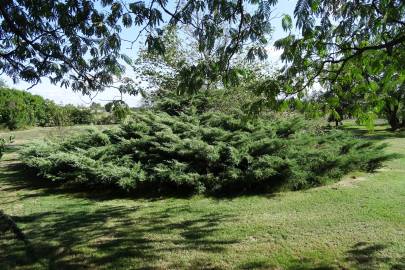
20;110;391;196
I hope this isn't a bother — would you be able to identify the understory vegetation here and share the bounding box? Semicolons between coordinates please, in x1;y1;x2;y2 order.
20;103;392;196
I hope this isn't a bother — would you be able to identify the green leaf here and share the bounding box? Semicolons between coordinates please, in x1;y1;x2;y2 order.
281;14;293;32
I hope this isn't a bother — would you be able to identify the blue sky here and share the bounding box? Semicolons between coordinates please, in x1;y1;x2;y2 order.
1;0;297;107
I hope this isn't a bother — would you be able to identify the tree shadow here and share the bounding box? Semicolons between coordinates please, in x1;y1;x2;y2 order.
346;242;389;269
241;242;405;270
1;158;237;269
343;126;405;141
1;144;20;155
282;257;338;270
0;203;236;269
238;260;277;269
392;257;405;270
345;242;405;270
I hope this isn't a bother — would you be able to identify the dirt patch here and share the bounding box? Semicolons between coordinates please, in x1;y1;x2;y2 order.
331;175;367;188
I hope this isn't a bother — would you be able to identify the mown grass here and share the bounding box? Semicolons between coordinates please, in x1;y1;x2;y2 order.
0;123;404;269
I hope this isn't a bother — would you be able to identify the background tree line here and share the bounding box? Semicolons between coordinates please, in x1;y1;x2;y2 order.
0;87;132;130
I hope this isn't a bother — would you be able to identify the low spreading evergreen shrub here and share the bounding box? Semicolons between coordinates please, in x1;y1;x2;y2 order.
20;111;392;196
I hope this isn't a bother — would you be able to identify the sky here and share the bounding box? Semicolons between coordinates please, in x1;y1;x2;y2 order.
1;0;297;107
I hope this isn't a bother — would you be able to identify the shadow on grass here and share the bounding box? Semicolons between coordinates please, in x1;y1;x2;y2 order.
0;198;236;269
285;242;405;270
343;126;405;141
1;144;20;155
345;242;405;270
0;162;61;196
0;159;237;269
346;242;389;269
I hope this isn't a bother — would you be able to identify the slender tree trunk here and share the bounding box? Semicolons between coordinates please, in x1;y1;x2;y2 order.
386;108;400;131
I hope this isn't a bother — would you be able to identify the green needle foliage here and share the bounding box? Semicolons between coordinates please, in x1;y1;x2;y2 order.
20;109;392;196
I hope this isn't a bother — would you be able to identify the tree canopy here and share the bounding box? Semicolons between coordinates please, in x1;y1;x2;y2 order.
276;0;405;91
0;0;277;93
272;0;405;129
2;0;405;129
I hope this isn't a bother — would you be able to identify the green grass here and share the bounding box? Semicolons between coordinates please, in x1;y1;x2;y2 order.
0;123;404;269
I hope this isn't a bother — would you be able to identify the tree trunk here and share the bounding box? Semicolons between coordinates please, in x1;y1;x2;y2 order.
386;110;400;131
0;210;28;244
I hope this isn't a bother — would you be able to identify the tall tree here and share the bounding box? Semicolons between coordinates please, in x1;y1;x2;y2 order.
274;0;405;129
0;0;277;94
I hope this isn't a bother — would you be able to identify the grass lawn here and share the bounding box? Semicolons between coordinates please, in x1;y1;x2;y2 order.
0;124;404;269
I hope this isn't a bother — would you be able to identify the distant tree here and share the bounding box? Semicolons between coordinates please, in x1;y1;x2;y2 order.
0;87;40;129
64;105;95;125
90;102;104;113
105;100;131;122
0;87;100;129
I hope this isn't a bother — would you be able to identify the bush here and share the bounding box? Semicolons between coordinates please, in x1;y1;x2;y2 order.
19;111;393;196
